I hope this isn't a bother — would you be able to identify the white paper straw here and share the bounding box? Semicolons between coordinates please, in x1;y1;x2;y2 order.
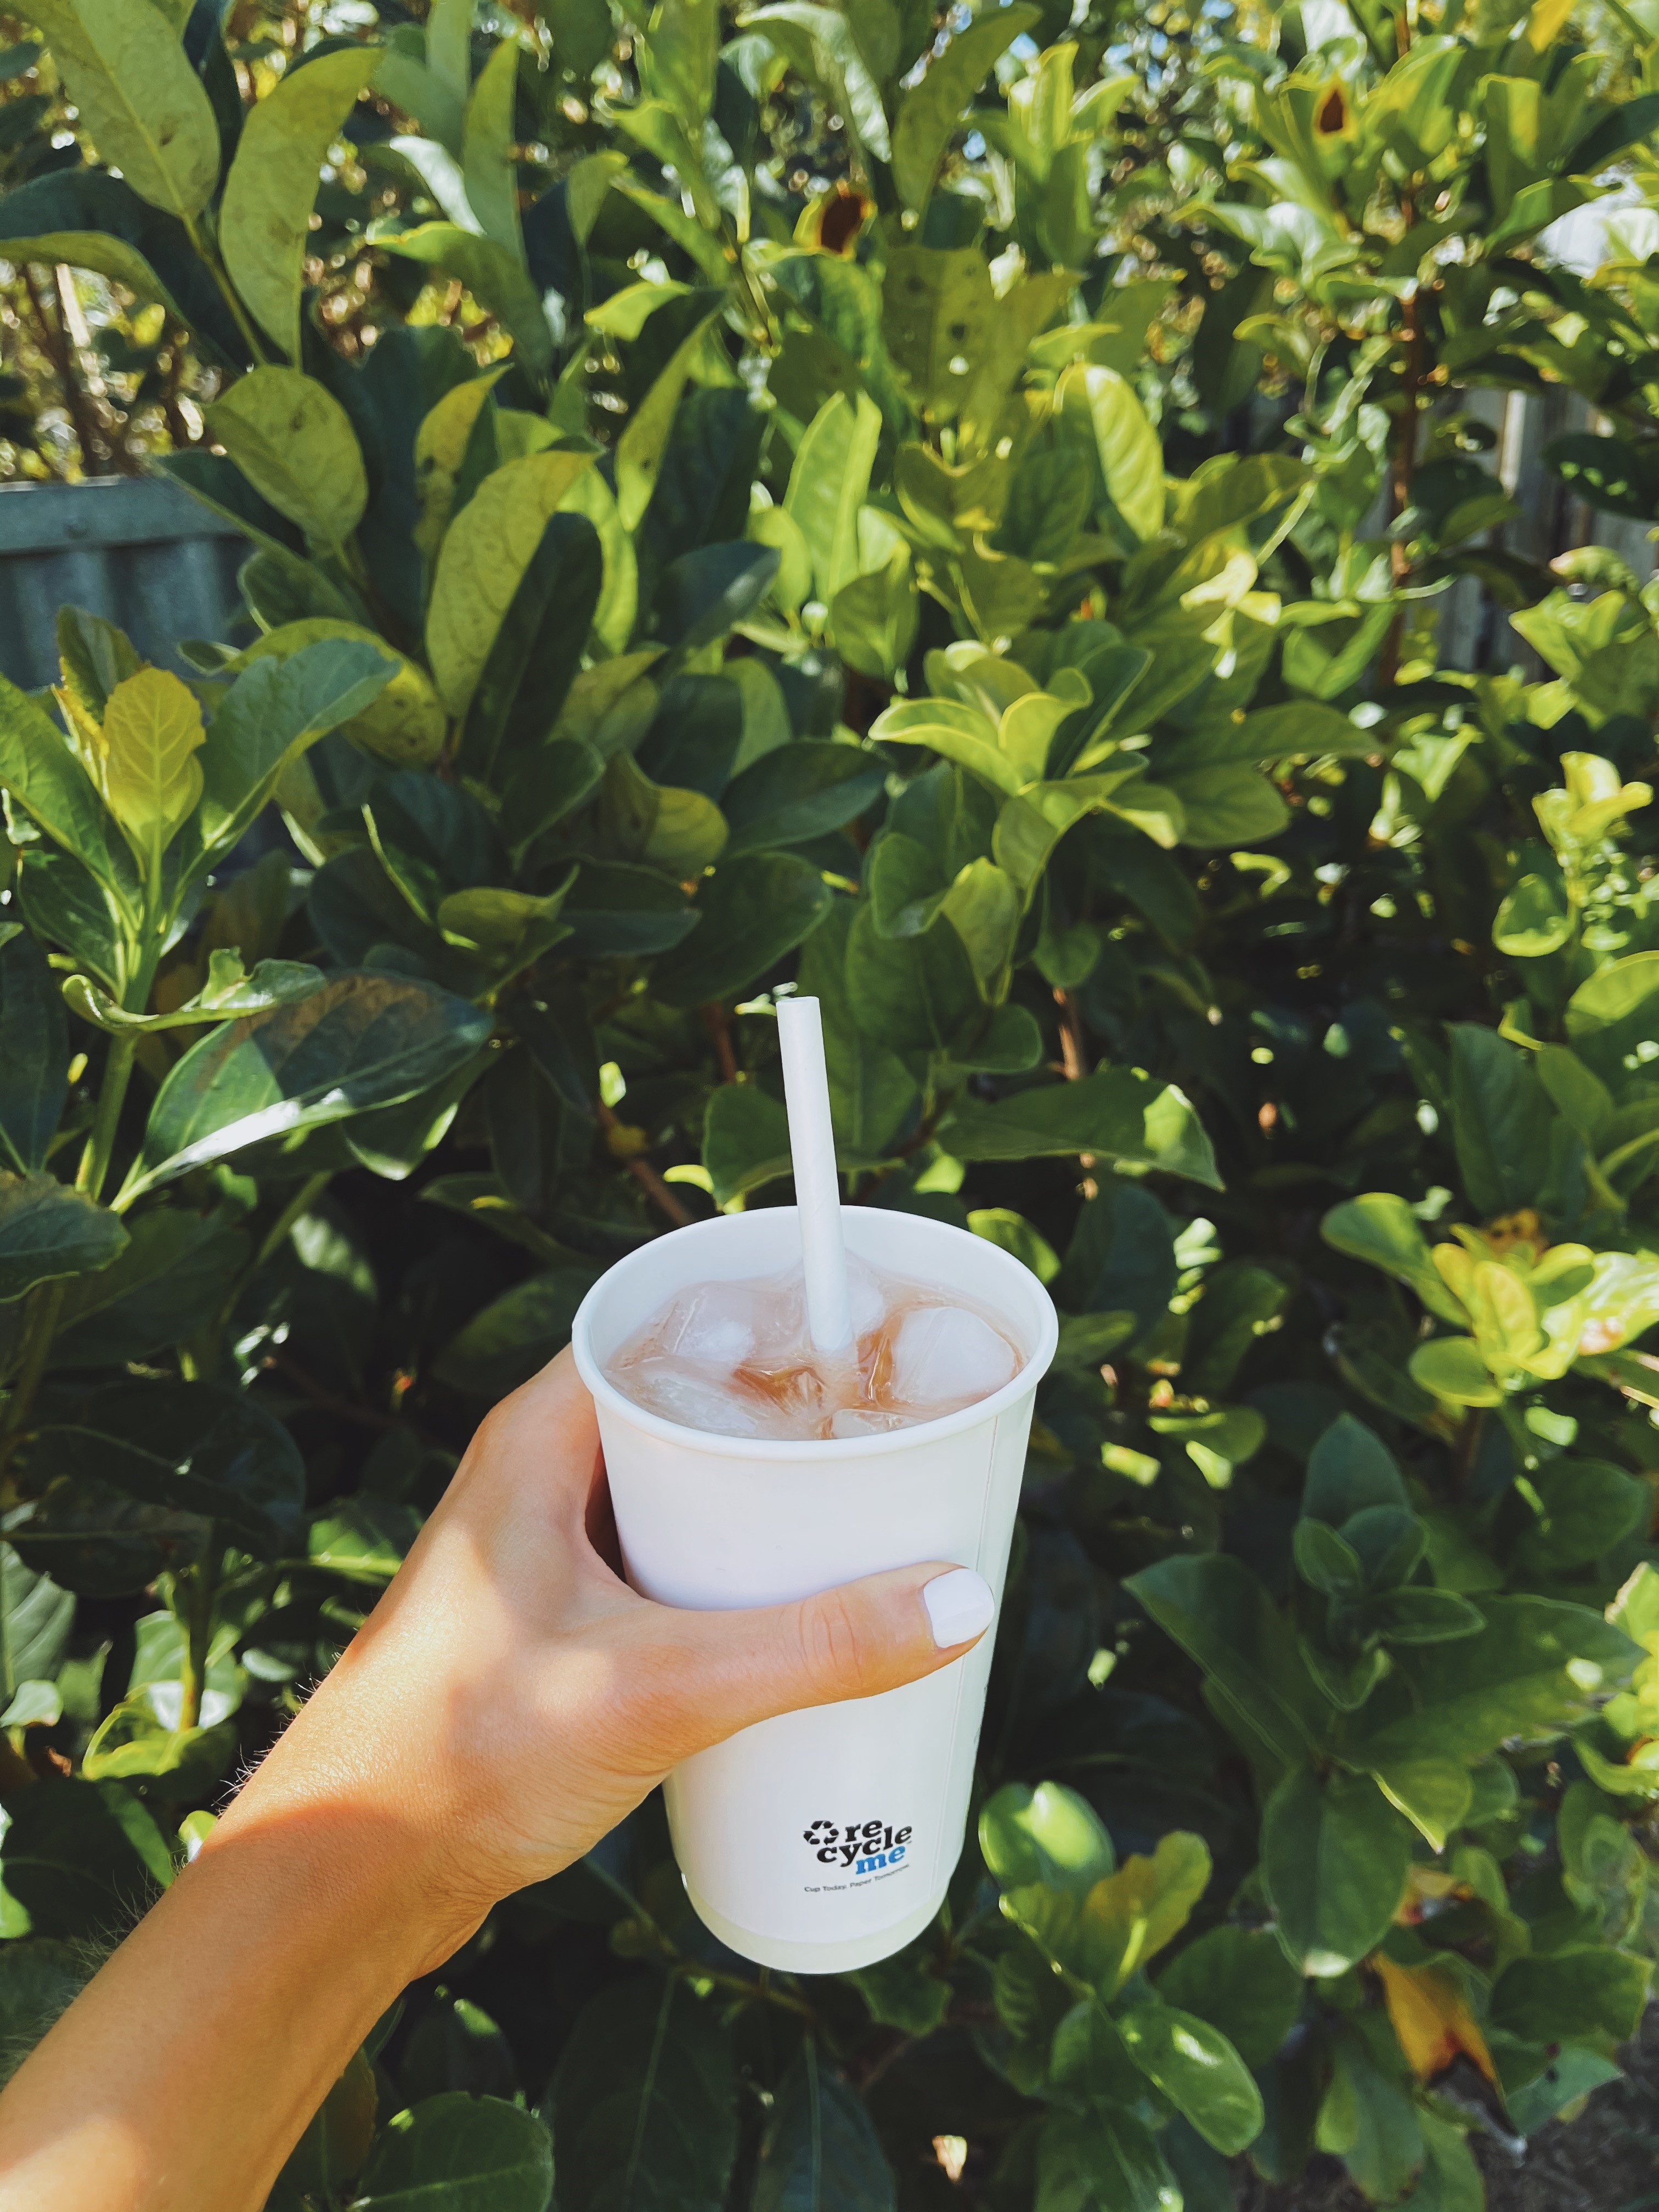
776;994;852;1355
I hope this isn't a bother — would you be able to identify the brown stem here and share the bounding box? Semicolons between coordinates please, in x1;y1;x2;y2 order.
595;1104;695;1227
701;1003;738;1085
1054;988;1091;1082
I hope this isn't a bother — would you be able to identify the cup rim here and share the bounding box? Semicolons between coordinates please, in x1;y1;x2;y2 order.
570;1207;1059;1462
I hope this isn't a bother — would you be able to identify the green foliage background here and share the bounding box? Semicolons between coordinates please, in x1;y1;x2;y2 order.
2;0;1659;2203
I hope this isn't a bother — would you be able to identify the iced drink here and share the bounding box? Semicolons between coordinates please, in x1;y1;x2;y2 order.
571;1205;1058;1973
601;1257;1022;1441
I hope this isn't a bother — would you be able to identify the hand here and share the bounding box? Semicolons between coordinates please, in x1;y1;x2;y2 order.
216;1344;993;1962
0;1347;992;2212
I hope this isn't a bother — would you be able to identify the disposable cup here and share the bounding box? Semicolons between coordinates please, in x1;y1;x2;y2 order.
570;1205;1058;1974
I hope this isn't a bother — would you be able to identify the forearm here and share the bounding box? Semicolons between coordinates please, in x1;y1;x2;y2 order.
0;1790;461;2212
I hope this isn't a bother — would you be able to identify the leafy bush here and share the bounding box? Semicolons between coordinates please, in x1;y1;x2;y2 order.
0;0;1657;2205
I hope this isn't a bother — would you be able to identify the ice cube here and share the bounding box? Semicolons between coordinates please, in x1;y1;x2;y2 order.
844;1255;887;1339
888;1305;1018;1410
829;1405;910;1438
625;1358;767;1437
658;1284;760;1368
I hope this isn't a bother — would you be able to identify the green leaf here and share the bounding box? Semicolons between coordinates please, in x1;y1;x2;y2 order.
0;1776;171;1939
1035;2100;1181;2212
832;550;919;682
377;223;555;378
0;670;126;895
1489;1946;1651;2046
0;1172;127;1304
133;972;493;1194
1448;1024;1554;1220
844;900;981;1057
1565;951;1659;1085
1409;1334;1502;1407
462;37;524;256
22;1379;304;1556
1302;1413;1409;1525
652;854;832;1008
1125;1553;1323;1768
1512;1457;1649;1572
980;1780;1116;1894
890;5;1039;212
943;1071;1221;1187
720;741;883;856
1;1541;73;1703
20;0;218;219
1058;364;1165;543
0;1939;90;2084
1154;1925;1303;2070
49;1205;247;1368
704;1082;791;1206
0;929;67;1174
353;2094;553;2211
89;665;206;878
552;1977;736;2212
616;309;724;529
426;450;599;718
753;2044;895;2212
1493;870;1573;957
1363;1750;1473;1852
881;247;995;423
433;1265;599;1396
1116;2002;1263;2156
205;368;369;554
190;639;398;874
81;1696;237;1797
1350;1596;1641;1768
1261;1767;1410;1977
795;900;919;1159
219;45;381;360
1165;765;1288;849
1321;1192;1469;1327
785;391;883;604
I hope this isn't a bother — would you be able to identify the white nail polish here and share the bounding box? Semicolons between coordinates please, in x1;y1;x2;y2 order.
923;1568;995;1649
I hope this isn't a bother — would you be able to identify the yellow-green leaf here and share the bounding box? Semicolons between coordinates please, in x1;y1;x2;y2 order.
223;620;443;768
204;367;368;552
95;667;206;867
425;449;599;716
219;46;381;360
20;0;219;221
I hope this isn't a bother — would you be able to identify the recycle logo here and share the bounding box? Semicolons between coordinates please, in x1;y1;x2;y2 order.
802;1819;839;1846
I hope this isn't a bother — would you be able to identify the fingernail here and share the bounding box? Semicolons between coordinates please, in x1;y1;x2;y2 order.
922;1568;995;1650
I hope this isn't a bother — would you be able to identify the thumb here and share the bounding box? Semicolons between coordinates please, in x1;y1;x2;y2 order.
644;1565;997;1762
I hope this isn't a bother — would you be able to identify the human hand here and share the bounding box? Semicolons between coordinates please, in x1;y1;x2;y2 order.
208;1345;994;1970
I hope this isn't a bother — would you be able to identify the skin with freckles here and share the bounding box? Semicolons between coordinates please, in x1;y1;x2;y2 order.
0;1348;984;2212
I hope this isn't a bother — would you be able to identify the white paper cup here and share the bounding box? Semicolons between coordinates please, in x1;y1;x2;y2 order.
571;1205;1058;1973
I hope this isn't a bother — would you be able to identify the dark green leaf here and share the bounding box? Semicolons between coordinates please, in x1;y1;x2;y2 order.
49;1207;248;1368
1125;1553;1324;1768
652;854;832;1007
704;1082;791;1206
433;1265;600;1396
1155;1925;1303;2070
1448;1025;1553;1220
753;2044;895;2212
354;2093;553;2211
944;1073;1220;1187
1489;1946;1651;2046
1261;1767;1411;1977
0;1173;127;1304
0;930;66;1173
721;742;884;855
21;1381;304;1558
0;1776;171;1939
1;1541;73;1700
136;973;494;1193
1302;1414;1409;1525
552;1977;737;2212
